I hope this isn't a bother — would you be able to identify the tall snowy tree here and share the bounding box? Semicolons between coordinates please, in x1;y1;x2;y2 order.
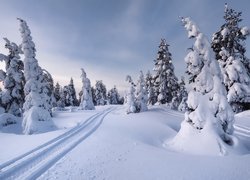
18;18;53;134
0;38;25;117
135;71;148;112
79;68;95;110
107;86;120;105
95;80;107;106
145;70;157;105
153;39;179;104
211;4;250;112
125;75;137;114
173;17;235;150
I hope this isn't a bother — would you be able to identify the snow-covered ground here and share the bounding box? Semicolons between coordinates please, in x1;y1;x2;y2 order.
0;105;250;180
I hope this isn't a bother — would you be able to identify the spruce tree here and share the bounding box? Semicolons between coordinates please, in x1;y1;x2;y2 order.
54;82;61;103
153;39;179;104
107;86;120;105
145;70;157;105
211;4;250;112
125;75;137;113
135;71;148;112
177;77;188;112
67;78;78;106
95;80;107;106
181;17;234;142
18;18;52;134
0;38;25;117
79;68;95;110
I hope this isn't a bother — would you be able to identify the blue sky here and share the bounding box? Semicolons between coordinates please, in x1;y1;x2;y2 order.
0;0;249;93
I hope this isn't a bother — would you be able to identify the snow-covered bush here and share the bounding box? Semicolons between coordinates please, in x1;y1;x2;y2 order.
18;18;53;134
168;17;241;155
79;68;95;110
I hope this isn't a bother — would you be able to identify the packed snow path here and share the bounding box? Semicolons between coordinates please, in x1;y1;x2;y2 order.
0;107;115;180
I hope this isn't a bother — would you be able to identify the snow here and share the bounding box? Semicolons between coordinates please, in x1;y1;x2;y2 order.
0;105;250;179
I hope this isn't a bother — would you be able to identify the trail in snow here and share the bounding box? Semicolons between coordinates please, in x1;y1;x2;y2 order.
234;124;250;138
0;107;115;180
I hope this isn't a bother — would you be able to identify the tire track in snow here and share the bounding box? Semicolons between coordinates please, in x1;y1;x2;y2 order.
0;107;115;180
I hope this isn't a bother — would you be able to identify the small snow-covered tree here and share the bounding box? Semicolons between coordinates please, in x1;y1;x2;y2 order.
18;18;53;134
64;78;78;106
125;75;137;114
54;82;61;103
107;86;120;105
211;4;250;112
135;71;148;112
95;80;107;106
153;39;179;104
145;70;157;105
57;87;66;110
79;68;95;110
171;77;188;111
177;77;188;112
0;38;25;117
91;87;97;106
172;17;235;152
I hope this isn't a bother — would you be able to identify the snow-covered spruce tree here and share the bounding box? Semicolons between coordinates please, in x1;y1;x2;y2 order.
65;78;78;106
107;86;120;105
41;69;55;113
57;87;66;110
91;87;97;106
0;38;25;117
18;18;53;134
145;70;157;105
211;4;250;112
79;68;95;110
177;77;188;112
135;71;148;112
169;17;237;155
54;82;61;104
153;39;179;104
95;80;107;106
125;75;137;114
171;76;188;111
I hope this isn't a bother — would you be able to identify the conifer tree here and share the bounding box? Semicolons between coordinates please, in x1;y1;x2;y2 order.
95;80;107;106
153;39;179;104
79;68;95;110
54;82;61;103
0;38;24;117
125;75;137;113
177;77;188;112
65;78;78;106
180;17;234;142
211;4;250;112
145;70;157;105
18;18;52;134
136;71;148;112
107;86;120;105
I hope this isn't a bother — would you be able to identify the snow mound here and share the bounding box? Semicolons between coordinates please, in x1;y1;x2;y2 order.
166;121;248;156
22;106;55;134
0;113;22;134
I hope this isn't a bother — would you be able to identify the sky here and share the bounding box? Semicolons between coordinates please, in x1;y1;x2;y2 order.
0;0;249;94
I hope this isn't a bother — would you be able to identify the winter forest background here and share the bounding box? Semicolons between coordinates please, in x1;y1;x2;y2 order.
1;1;250;179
